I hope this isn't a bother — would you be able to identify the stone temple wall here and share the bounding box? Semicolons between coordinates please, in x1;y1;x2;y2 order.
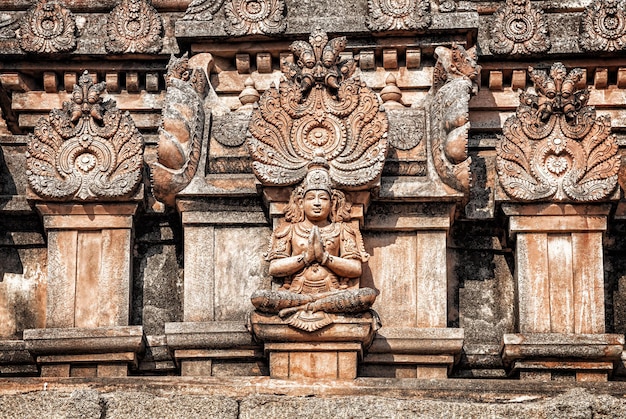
1;0;626;416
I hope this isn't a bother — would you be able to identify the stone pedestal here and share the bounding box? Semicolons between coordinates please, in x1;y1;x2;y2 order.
249;311;377;379
23;326;144;377
501;204;624;381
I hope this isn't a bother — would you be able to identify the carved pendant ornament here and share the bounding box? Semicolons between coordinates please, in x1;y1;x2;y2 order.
183;0;225;21
580;0;626;52
247;29;388;189
489;0;551;55
366;0;432;32
430;44;480;193
224;0;286;36
105;0;163;54
18;0;77;54
27;71;144;201
496;63;620;202
151;54;208;206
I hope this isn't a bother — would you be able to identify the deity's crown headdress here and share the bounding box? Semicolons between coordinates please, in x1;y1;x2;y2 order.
302;150;332;195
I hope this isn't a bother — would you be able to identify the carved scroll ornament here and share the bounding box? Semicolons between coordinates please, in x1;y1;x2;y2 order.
150;54;208;206
105;0;163;54
224;0;286;36
489;0;551;55
580;0;626;52
247;29;388;189
18;0;76;54
496;63;620;202
366;0;431;32
183;0;225;21
27;71;144;201
430;44;480;193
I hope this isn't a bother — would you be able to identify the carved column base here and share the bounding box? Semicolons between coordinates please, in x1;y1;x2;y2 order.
362;327;464;379
249;311;377;379
23;326;144;377
502;333;624;382
165;321;263;377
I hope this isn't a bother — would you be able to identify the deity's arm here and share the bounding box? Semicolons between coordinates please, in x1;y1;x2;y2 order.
266;223;305;278
321;254;361;278
323;222;369;278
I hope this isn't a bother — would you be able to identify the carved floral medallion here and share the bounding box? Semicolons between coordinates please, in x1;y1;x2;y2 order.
224;0;286;36
18;0;77;53
430;44;480;193
150;54;208;206
105;0;163;54
366;0;431;31
247;29;388;189
183;0;225;21
27;71;144;201
496;63;620;202
580;0;626;52
489;0;551;55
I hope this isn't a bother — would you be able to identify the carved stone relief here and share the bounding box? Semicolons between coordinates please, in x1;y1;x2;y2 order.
366;0;431;32
183;0;225;21
496;63;620;202
0;14;17;39
580;0;626;52
27;71;144;201
151;54;208;206
247;28;388;188
224;0;287;36
430;44;480;193
489;0;551;56
105;0;163;54
18;0;77;54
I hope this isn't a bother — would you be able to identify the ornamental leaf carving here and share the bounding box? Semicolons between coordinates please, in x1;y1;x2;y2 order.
489;0;551;56
105;0;163;54
366;0;431;31
496;63;620;202
27;71;144;201
224;0;286;36
18;0;76;54
580;0;626;52
183;0;225;21
247;29;388;189
150;54;208;206
430;44;480;193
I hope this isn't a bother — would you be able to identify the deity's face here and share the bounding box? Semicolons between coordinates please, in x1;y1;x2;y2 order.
302;190;331;223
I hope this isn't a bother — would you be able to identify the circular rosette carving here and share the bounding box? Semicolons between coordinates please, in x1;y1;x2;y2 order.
580;0;626;52
291;116;347;161
224;0;286;36
489;0;551;55
366;0;432;31
105;0;163;54
18;0;77;53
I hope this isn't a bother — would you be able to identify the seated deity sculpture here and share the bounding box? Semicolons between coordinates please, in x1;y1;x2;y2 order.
251;159;378;331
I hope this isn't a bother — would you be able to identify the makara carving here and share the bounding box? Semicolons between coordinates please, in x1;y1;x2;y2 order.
105;0;163;54
183;0;225;21
496;63;620;202
580;0;626;52
18;0;77;54
366;0;431;32
151;54;208;206
251;159;377;332
430;44;480;193
224;0;286;36
248;30;386;332
489;0;551;55
247;28;388;189
27;71;144;201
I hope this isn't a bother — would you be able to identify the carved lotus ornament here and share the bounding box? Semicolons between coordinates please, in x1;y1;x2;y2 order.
366;0;432;31
27;71;144;201
247;29;388;189
224;0;286;36
18;0;77;53
105;0;163;54
580;0;626;52
489;0;551;55
496;63;620;202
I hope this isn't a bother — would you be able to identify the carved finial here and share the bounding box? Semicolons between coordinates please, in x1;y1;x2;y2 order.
496;62;620;202
580;0;626;52
380;73;405;109
366;0;431;31
105;0;163;54
489;0;551;56
224;0;286;36
18;0;77;53
238;77;260;111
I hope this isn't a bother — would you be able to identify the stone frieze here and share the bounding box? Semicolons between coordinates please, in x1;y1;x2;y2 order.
489;0;551;56
105;0;163;54
18;0;77;53
224;0;286;36
580;0;626;52
366;0;431;32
